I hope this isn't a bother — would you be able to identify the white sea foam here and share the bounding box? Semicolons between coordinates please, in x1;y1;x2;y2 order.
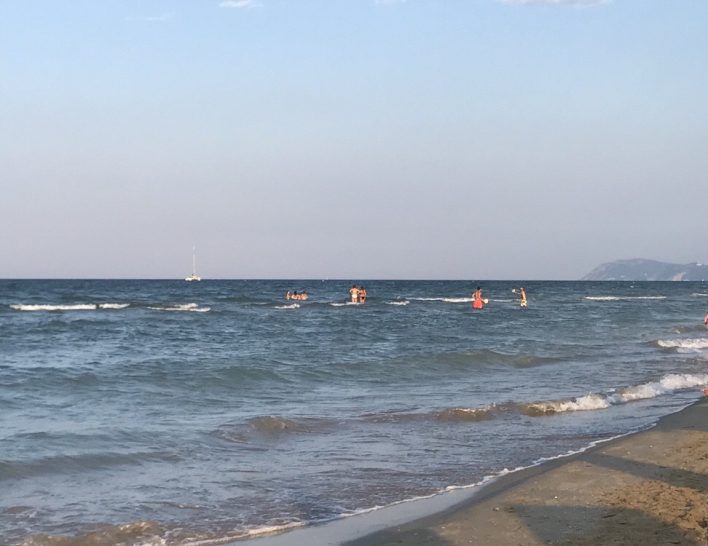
608;374;708;404
386;300;410;306
656;338;708;351
182;522;307;546
10;304;98;311
330;302;361;307
692;293;708;297
525;373;708;416
275;303;300;309
525;393;610;415
584;296;667;301
147;303;211;313
10;303;130;311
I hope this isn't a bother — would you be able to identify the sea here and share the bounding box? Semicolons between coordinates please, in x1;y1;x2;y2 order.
2;279;708;546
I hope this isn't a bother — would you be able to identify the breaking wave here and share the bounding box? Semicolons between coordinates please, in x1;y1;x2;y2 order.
386;300;410;306
365;373;708;423
9;303;211;313
146;303;210;313
9;304;129;312
275;303;300;309
655;338;708;352
520;373;708;416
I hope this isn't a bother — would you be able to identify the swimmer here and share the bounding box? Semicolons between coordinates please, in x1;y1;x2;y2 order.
519;287;528;308
349;285;359;304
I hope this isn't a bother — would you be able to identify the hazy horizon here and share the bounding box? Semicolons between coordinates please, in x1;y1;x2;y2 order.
2;1;706;280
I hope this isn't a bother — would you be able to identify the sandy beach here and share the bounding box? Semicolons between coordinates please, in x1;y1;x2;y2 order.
344;397;708;546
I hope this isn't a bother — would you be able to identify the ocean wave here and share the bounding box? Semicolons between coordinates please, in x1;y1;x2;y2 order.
520;373;708;416
367;372;708;424
0;451;179;481
364;404;500;424
655;338;708;351
584;296;667;301
275;303;300;309
9;303;129;311
409;297;471;303
214;416;334;444
180;522;307;546
329;302;361;307
692;293;708;297
521;394;610;416
18;517;312;546
386;300;410;306
19;521;166;546
433;407;497;422
146;303;210;313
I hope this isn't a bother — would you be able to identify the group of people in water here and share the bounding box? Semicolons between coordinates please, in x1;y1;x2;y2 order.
285;290;309;301
471;286;527;309
285;286;367;304
283;285;529;308
349;285;367;304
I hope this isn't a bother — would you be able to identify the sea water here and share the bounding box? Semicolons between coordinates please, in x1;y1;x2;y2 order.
1;280;707;545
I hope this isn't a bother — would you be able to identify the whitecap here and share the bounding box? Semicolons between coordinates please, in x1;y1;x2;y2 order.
409;297;472;303
522;372;708;416
656;338;708;351
275;303;300;310
386;300;410;306
147;303;210;313
10;304;98;311
98;303;130;309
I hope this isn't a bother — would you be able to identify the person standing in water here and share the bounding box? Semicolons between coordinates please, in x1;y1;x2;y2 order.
349;285;359;304
519;287;528;308
358;286;367;303
472;286;484;309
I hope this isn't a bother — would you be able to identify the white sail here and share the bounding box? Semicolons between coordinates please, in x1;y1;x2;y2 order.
185;246;201;282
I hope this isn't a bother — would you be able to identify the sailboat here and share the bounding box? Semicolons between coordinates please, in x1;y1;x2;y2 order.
185;247;201;282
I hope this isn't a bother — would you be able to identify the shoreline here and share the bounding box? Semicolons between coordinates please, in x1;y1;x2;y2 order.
241;397;708;546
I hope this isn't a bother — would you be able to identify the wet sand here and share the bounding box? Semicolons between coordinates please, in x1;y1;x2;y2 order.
344;397;708;546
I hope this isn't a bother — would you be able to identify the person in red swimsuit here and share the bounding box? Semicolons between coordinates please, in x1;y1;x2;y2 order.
472;287;484;309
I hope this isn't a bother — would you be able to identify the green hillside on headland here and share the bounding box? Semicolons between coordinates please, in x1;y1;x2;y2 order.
583;259;708;281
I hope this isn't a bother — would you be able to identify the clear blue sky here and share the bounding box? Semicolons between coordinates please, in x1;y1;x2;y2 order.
1;0;706;279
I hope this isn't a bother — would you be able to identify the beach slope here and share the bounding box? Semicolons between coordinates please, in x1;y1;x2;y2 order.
347;398;708;546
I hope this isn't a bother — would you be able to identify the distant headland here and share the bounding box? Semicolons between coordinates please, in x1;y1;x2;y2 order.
583;259;708;281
